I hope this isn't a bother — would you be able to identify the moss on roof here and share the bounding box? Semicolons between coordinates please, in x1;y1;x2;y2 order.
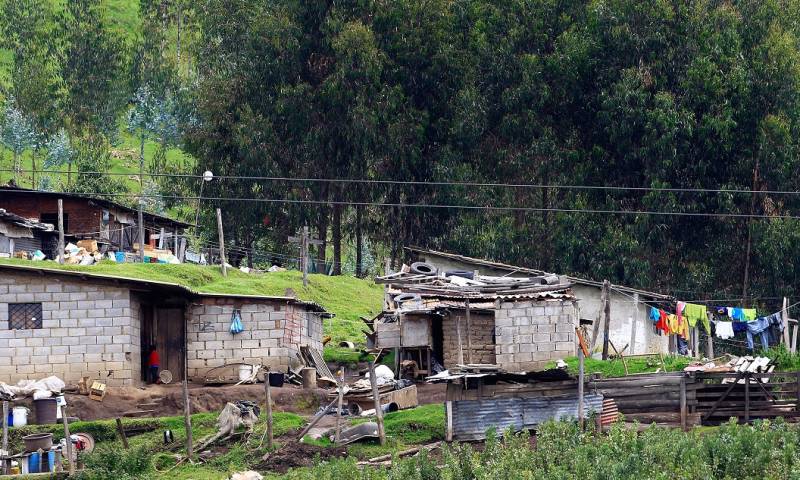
0;259;382;344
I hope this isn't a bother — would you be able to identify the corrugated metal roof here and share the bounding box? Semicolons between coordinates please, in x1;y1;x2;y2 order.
406;246;673;300
450;393;604;441
0;209;55;232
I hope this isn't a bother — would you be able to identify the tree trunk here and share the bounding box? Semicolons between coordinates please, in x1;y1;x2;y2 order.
742;156;760;305
176;4;182;66
12;150;19;182
332;203;342;275
139;133;145;190
316;208;328;274
355;204;363;277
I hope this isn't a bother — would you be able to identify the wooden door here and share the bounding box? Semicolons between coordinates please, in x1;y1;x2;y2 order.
156;307;185;381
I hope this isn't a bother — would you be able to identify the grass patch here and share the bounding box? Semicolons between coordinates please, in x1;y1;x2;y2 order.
545;354;691;378
323;347;367;366
0;259;382;343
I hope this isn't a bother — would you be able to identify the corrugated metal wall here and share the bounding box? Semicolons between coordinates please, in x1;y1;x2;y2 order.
450;393;604;441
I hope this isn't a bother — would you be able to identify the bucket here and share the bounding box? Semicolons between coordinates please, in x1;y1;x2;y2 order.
23;433;53;452
34;398;57;424
268;372;285;388
12;406;28;427
238;364;254;382
115;251;125;263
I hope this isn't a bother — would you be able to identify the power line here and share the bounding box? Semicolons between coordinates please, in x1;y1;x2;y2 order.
5;167;800;196
1;188;797;220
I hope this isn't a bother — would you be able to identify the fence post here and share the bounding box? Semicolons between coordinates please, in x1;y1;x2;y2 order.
680;376;687;431
744;372;750;423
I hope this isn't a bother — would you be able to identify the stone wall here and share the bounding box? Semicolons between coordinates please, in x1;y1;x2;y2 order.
494;300;577;372
186;298;324;379
0;271;137;386
441;310;496;368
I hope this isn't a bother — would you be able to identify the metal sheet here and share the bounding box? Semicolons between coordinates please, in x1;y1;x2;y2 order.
452;398;523;441
450;394;603;441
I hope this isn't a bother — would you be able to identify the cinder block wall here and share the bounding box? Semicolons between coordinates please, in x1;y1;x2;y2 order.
186;298;323;379
0;272;138;386
441;310;496;367
494;300;577;372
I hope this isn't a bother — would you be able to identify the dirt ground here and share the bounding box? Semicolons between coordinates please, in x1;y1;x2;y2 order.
16;383;328;421
255;442;349;473
15;381;445;422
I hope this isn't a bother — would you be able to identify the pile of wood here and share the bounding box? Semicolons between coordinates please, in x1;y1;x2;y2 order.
376;265;570;298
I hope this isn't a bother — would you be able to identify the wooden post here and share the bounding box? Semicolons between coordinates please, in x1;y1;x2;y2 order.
173;228;179;256
138;200;145;263
158;227;165;249
601;280;611;360
179;237;187;263
2;401;8;471
61;405;75;476
302;226;309;287
693;327;700;359
334;368;344;444
705;312;714;359
629;293;639;355
264;369;273;449
782;297;791;347
215;208;227;277
57;199;65;264
744;372;750;423
455;311;464;365
465;299;473;364
679;376;687;431
369;359;386;445
793;322;799;354
590;282;608;352
445;401;453;442
577;345;585;430
182;363;193;459
115;418;129;449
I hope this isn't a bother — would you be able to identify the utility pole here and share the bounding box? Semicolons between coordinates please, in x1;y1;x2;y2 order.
138;200;145;263
288;226;322;287
216;208;227;277
57;199;65;264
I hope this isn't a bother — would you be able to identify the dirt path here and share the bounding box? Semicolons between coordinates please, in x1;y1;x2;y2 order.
17;383;328;421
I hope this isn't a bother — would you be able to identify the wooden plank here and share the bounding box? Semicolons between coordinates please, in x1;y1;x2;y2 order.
601;280;611;360
680;376;687;431
115;418;129;448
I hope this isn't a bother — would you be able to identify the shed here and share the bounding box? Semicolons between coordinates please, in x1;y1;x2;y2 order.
0;209;57;259
405;247;673;355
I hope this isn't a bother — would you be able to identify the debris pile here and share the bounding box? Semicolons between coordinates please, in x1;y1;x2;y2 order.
376;261;570;299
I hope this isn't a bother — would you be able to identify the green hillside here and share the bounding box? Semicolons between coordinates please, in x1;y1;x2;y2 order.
0;259;382;345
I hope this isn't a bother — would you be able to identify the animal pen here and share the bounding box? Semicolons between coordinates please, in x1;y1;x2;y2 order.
437;359;800;441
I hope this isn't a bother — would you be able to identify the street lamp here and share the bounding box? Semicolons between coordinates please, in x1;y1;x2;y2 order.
194;170;213;229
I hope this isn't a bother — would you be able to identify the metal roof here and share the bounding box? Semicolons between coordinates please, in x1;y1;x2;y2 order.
406;246;673;300
0;186;195;228
0;209;56;232
0;262;331;313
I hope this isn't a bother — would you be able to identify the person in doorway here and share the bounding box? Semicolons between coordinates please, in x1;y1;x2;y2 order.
148;346;160;384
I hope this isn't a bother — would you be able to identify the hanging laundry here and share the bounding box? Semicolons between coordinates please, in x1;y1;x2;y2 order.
677;336;689;355
745;317;771;350
714;306;728;316
743;308;757;322
683;303;710;333
667;314;680;334
649;307;660;322
730;308;745;321
732;321;748;333
656;309;670;335
715;321;735;340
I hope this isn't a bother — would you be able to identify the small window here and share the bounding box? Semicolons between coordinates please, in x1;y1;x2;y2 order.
41;213;68;232
9;303;43;330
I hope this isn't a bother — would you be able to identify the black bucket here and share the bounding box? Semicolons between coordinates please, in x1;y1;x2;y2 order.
268;372;285;387
33;398;57;425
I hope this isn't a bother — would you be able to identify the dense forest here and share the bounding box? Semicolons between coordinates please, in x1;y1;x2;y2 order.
2;0;800;308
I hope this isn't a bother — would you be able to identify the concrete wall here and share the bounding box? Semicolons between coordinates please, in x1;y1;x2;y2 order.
441;310;496;367
572;284;668;355
0;271;138;386
494;300;577;372
186;298;324;380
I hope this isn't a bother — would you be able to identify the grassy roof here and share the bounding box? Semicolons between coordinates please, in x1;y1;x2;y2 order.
0;259;382;344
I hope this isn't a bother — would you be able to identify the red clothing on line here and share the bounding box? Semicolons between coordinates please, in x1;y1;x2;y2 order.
148;350;160;367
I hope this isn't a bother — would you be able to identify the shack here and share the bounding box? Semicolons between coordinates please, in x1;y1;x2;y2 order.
0;263;330;386
405;247;672;356
0;209;57;259
371;267;578;374
0;185;193;257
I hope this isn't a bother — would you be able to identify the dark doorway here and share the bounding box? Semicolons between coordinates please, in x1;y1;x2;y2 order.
140;303;186;382
431;313;444;366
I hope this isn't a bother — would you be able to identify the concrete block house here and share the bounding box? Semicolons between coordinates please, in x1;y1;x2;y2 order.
0;263;329;386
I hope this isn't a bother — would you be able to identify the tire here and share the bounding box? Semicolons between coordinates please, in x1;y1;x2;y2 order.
393;293;421;303
445;270;474;279
410;261;438;275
